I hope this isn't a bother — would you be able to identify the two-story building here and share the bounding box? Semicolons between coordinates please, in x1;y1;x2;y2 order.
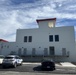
0;18;76;62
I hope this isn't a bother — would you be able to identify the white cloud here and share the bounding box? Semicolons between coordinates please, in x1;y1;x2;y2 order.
0;0;11;6
0;10;22;41
0;0;76;41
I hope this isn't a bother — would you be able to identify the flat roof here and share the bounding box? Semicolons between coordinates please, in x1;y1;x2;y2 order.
36;18;56;23
0;39;8;42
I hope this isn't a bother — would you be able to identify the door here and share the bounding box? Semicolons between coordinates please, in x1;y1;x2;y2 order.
32;48;36;56
44;48;48;56
18;48;22;56
49;46;55;55
62;48;66;56
23;48;27;56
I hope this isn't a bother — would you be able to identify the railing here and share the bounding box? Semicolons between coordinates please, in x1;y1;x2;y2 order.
21;54;69;57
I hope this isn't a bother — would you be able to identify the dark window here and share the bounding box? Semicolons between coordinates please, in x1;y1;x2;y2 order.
49;46;55;55
49;35;53;42
28;36;32;42
24;36;27;42
5;57;14;59
55;35;59;42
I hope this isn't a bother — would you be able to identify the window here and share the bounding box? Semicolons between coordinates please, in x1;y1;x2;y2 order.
49;35;53;42
24;36;32;42
24;36;27;42
7;46;9;48
1;46;3;49
55;35;59;42
48;22;54;28
29;36;32;42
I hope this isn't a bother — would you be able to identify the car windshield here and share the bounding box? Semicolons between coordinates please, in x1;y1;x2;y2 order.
5;57;14;59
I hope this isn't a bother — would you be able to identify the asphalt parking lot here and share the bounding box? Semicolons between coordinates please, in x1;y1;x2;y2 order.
0;63;76;75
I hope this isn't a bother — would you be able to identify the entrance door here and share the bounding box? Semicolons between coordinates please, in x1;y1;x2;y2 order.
49;46;55;55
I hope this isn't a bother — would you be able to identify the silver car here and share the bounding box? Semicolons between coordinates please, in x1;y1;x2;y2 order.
2;55;23;68
0;55;5;64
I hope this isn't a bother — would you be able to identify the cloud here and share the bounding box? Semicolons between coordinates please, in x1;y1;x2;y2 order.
0;10;22;41
0;0;76;41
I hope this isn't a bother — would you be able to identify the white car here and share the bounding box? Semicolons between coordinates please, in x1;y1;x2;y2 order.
0;55;4;64
2;55;23;68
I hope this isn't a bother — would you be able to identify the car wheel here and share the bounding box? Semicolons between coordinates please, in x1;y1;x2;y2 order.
51;67;55;71
53;67;55;70
13;62;17;68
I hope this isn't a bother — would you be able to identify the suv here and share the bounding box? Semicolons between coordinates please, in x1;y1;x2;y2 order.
41;59;55;70
2;55;23;68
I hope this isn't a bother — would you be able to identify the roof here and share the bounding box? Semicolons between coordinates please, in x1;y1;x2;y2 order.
36;18;56;23
0;39;8;42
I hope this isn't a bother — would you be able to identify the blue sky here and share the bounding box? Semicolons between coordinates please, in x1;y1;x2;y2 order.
0;0;76;41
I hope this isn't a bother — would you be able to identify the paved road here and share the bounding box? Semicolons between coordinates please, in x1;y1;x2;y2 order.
0;63;76;75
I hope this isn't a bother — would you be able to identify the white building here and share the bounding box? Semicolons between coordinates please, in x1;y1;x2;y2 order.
0;18;76;62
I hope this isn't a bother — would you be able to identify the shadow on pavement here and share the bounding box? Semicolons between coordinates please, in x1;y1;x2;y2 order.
33;65;42;71
33;65;55;71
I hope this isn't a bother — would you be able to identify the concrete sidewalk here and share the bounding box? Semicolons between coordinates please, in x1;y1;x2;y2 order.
22;62;76;67
22;62;62;67
22;62;41;65
60;62;76;67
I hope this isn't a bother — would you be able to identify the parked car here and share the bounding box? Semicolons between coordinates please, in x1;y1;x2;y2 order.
0;55;5;64
41;59;55;70
2;55;23;68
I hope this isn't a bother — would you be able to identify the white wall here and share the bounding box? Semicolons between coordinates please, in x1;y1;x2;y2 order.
0;42;17;56
16;26;76;62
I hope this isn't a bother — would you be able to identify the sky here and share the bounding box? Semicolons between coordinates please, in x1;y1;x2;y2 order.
0;0;76;41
